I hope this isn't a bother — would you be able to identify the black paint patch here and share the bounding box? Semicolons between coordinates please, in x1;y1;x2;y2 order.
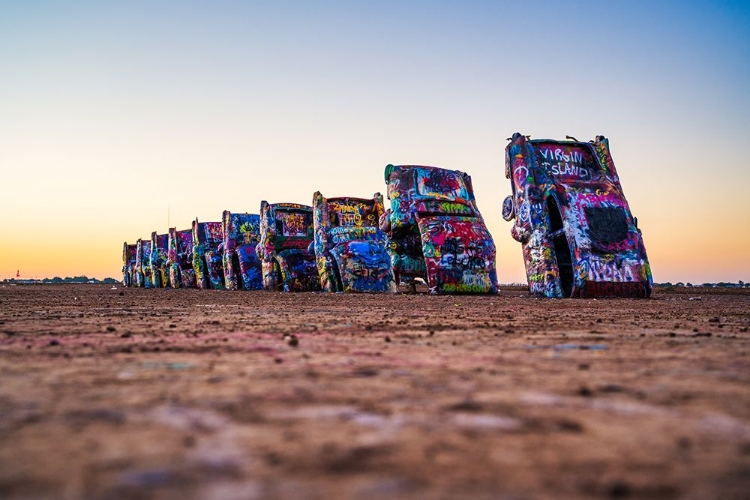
585;207;628;244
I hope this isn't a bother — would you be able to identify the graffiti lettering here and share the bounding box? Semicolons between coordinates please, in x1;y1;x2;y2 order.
396;259;424;272
338;212;361;226
538;147;592;180
460;271;491;288
438;202;472;214
539;147;584;164
545;162;591;180
588;259;638;282
330;202;374;227
331;202;367;214
279;213;307;236
441;271;492;293
439;238;487;272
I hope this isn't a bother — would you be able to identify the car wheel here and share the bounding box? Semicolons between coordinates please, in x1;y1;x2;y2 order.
502;195;515;221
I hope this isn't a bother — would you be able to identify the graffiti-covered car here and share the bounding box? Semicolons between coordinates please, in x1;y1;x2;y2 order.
256;201;320;292
135;238;154;288
312;191;396;293
122;242;137;287
381;165;498;294
150;231;170;288
503;133;652;298
192;219;225;290
168;228;197;289
222;211;263;290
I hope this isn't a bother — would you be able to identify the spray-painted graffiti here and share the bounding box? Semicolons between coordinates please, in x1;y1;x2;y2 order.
313;191;396;293
278;212;308;237
328;200;379;228
416;168;470;201
257;201;320;292
418;216;497;294
535;146;595;181
381;164;498;294
122;243;137;287
503;133;652;298
192;220;225;290
587;258;640;283
414;201;474;215
168;228;197;289
150;232;170;288
134;239;154;288
222;211;263;290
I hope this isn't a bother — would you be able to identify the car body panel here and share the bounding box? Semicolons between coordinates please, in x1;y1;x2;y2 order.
192;220;225;290
122;243;137;287
312;192;395;293
168;228;197;289
135;238;154;288
257;201;321;292
416;215;498;294
382;164;498;294
504;133;652;298
150;232;170;288
222;211;263;290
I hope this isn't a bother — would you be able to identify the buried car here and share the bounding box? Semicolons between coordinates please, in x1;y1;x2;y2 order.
167;228;197;289
134;238;154;288
222;211;263;290
381;165;498;294
150;231;170;288
122;243;138;287
312;191;396;293
257;201;321;292
503;133;652;298
192;219;225;290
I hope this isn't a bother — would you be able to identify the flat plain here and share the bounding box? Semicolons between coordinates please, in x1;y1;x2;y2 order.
1;284;749;499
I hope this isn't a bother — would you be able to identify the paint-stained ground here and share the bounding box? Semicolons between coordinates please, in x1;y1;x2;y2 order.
0;284;749;500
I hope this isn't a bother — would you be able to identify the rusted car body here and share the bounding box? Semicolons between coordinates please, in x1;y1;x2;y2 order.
222;211;263;290
192;219;225;290
167;228;197;289
312;191;395;293
135;238;154;288
122;243;137;287
257;201;320;292
149;232;170;288
381;165;498;294
503;133;652;298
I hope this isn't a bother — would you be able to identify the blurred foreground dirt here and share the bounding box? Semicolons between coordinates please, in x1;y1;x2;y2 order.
1;284;749;499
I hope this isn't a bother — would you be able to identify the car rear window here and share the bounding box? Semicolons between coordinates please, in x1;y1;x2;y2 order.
275;210;312;237
415;169;470;201
533;143;599;183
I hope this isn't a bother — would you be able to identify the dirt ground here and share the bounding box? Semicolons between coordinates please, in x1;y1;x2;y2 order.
0;284;749;500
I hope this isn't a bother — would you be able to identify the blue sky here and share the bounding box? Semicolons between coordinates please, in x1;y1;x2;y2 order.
1;1;749;282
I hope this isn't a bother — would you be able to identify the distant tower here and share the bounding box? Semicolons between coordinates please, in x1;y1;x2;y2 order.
16;270;20;278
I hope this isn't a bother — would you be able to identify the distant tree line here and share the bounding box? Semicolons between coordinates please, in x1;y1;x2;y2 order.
1;276;119;285
656;281;748;288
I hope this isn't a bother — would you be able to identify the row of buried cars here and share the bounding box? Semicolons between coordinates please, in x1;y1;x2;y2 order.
122;134;653;298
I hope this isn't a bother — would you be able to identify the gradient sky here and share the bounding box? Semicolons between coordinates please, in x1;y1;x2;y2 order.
1;1;749;283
